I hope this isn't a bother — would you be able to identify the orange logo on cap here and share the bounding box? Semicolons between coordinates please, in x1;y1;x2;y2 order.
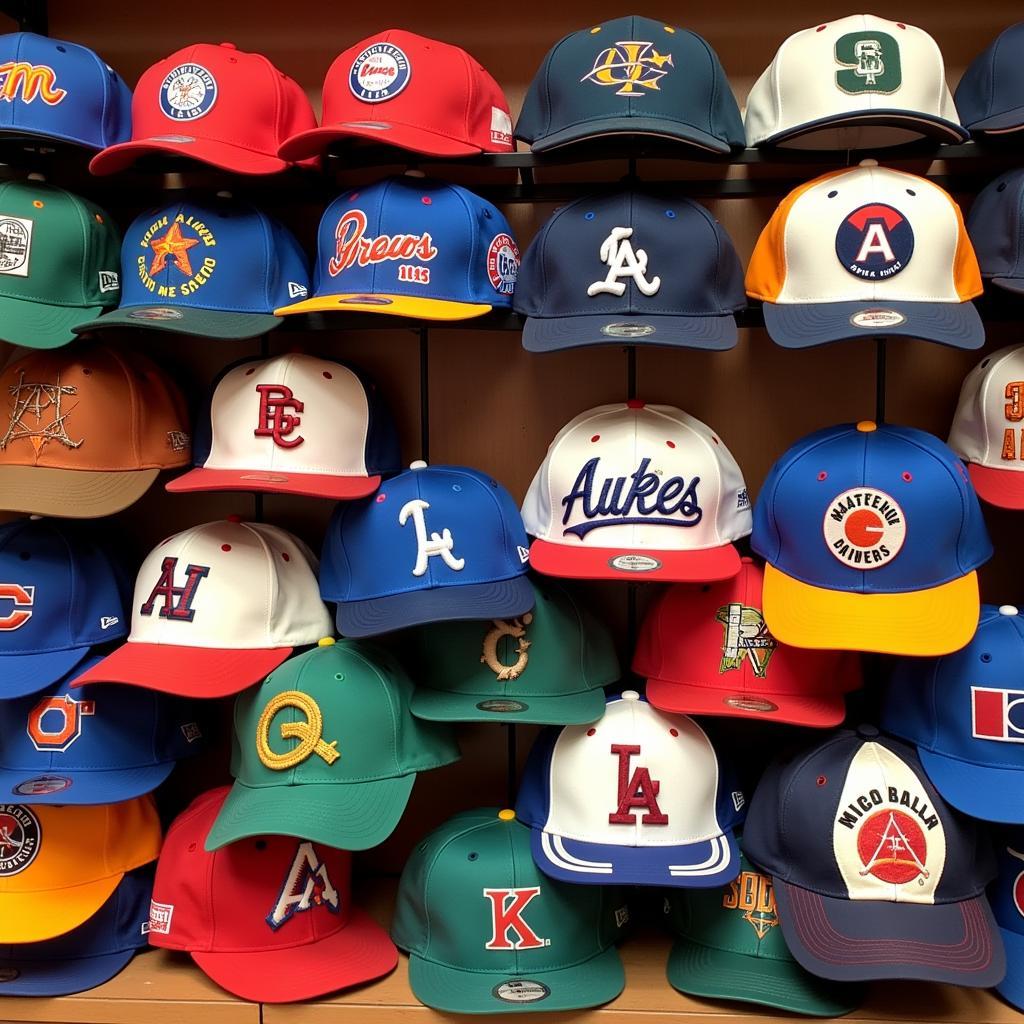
0;62;66;105
0;370;82;458
0;584;33;630
27;694;95;752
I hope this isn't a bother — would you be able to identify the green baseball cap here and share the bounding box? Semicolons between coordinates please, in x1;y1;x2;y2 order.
392;808;628;1014
205;637;460;852
401;578;619;725
0;179;120;349
664;849;863;1017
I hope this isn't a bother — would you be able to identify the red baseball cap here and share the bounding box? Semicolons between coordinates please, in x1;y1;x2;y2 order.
633;558;861;727
90;43;317;175
147;787;397;1003
279;29;513;160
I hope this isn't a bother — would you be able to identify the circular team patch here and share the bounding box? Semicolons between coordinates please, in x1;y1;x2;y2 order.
601;322;655;338
487;234;520;295
858;809;927;884
609;554;661;573
0;805;40;876
823;487;905;569
160;64;217;121
492;980;550;1004
127;307;184;321
349;44;411;103
835;203;913;281
850;308;907;330
476;699;529;714
13;775;72;797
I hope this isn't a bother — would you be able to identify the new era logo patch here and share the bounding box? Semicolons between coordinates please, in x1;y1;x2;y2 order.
972;686;1024;742
98;270;119;293
287;281;307;299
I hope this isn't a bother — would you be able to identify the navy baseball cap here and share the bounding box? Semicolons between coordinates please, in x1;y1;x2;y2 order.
515;16;743;154
514;191;744;352
321;460;534;637
744;725;1004;985
274;176;519;321
989;832;1024;1011
752;420;991;656
966;169;1024;295
0;519;128;700
74;198;310;339
956;24;1024;136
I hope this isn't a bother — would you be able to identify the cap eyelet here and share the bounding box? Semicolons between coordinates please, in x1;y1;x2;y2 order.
254;839;267;850
666;440;676;448
32;200;43;209
334;673;345;681
586;727;597;736
56;44;66;52
590;434;600;442
376;493;387;503
281;551;290;562
322;371;333;380
221;544;231;552
584;212;595;220
421;196;432;205
187;842;197;852
998;182;1008;193
82;368;92;376
981;653;993;663
669;728;679;737
827;190;838;198
452;484;462;492
817;471;828;481
906;189;916;197
664;209;676;219
95;214;104;224
816;775;827;786
468;851;479;860
902;471;913;482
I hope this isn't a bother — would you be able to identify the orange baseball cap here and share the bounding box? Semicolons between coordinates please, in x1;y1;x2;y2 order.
0;796;161;942
0;343;190;518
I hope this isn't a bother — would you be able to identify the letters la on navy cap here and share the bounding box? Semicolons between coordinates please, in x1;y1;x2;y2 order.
956;24;1024;136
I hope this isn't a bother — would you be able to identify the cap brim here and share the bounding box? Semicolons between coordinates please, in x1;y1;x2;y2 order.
0;646;93;699
990;276;1024;297
0;873;122;943
166;466;381;500
0;948;137;996
528;537;741;583
963;107;1024;134
773;880;1004;985
522;312;738;353
761;563;980;657
759;109;969;147
0;466;160;518
966;463;1024;510
915;749;1024;824
280;122;481;161
0;297;108;350
71;642;293;697
410;685;606;726
204;774;416;852
0;761;174;805
274;293;492;321
191;907;397;1003
336;576;535;639
528;116;732;155
406;943;624;1014
762;300;984;350
996;927;1024;1009
89;136;290;176
73;306;282;340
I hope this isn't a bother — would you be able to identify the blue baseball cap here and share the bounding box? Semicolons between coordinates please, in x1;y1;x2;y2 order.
516;690;744;888
989;832;1024;1010
967;168;1024;295
744;725;1004;985
514;191;745;352
955;24;1024;136
0;519;128;700
273;176;519;322
73;198;310;339
0;33;131;152
752;420;991;656
0;864;152;996
321;460;534;637
515;16;743;155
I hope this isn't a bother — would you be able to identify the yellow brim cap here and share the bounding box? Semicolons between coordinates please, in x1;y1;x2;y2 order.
0;872;122;943
273;293;492;320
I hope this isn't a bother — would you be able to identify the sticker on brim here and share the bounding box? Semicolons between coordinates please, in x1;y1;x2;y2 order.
850;308;907;330
492;980;550;1004
341;121;394;131
609;554;662;573
601;322;655;338
339;296;394;306
487;234;520;295
476;699;529;713
0;968;19;983
239;473;291;484
723;696;778;713
13;775;72;796
147;135;197;144
128;307;184;321
349;44;411;103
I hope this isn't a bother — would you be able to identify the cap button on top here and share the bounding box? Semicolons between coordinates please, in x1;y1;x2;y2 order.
226;514;244;524
626;399;645;410
219;42;238;49
859;158;879;168
856;723;880;740
410;460;428;470
856;420;877;433
621;690;640;702
1000;605;1020;617
318;637;336;647
498;809;515;821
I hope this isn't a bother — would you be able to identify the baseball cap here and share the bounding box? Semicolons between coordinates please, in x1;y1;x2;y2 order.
0;33;131;152
0;796;161;943
89;42;316;176
0;518;128;699
150;787;397;1003
752;420;991;656
0;179;120;349
0;864;152;996
279;30;513;160
956;24;1024;135
205;639;460;852
0;343;190;518
516;691;744;887
664;847;864;1016
743;726;1004;985
966;168;1024;296
514;191;745;352
404;576;619;725
321;461;534;638
746;161;984;350
522;401;751;582
274;176;518;321
988;833;1024;1010
166;353;400;499
72;518;333;698
392;807;628;1014
634;558;861;728
515;16;743;155
745;16;966;149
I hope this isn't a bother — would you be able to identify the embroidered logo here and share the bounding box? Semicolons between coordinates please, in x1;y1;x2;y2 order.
0;805;40;875
148;900;174;935
138;213;217;300
0;215;32;276
483;888;548;950
480;613;533;681
581;41;673;97
328;209;437;279
399;498;465;576
972;687;1024;742
0;370;82;458
0;584;33;630
349;44;411;102
160;64;217;120
139;557;211;622
1010;847;1024;919
724;869;778;939
588;227;660;298
715;603;776;678
267;841;340;930
823;487;905;568
27;694;95;752
856;809;930;884
490;106;513;147
98;269;119;293
1002;381;1024;463
609;744;668;825
487;234;520;295
835;32;901;94
254;384;304;449
836;204;913;281
0;62;66;104
257;691;339;771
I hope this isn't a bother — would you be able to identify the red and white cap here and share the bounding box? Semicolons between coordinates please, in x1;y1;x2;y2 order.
521;401;751;581
73;518;333;697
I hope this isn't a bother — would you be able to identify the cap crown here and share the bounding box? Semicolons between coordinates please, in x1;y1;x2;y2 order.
955;23;1024;132
752;422;992;594
966;169;1024;280
988;832;1024;938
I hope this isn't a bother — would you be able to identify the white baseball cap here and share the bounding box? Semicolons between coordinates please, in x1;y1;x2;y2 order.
949;344;1024;508
166;353;400;500
745;15;967;149
746;161;984;349
515;690;744;887
522;401;750;582
73;518;333;697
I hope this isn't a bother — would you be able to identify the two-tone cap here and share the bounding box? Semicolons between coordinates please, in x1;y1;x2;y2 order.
73;519;332;697
515;16;743;154
392;808;628;1014
279;30;513;160
988;832;1024;1011
321;461;534;637
522;402;751;582
90;42;316;175
0;343;190;518
746;161;984;349
743;726;1004;985
403;576;619;725
966;168;1024;296
150;787;397;1003
205;639;460;852
752;420;991;656
275;177;519;321
0;796;160;943
516;691;744;887
634;558;861;728
513;191;745;352
746;16;966;149
74;198;310;339
955;24;1024;136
